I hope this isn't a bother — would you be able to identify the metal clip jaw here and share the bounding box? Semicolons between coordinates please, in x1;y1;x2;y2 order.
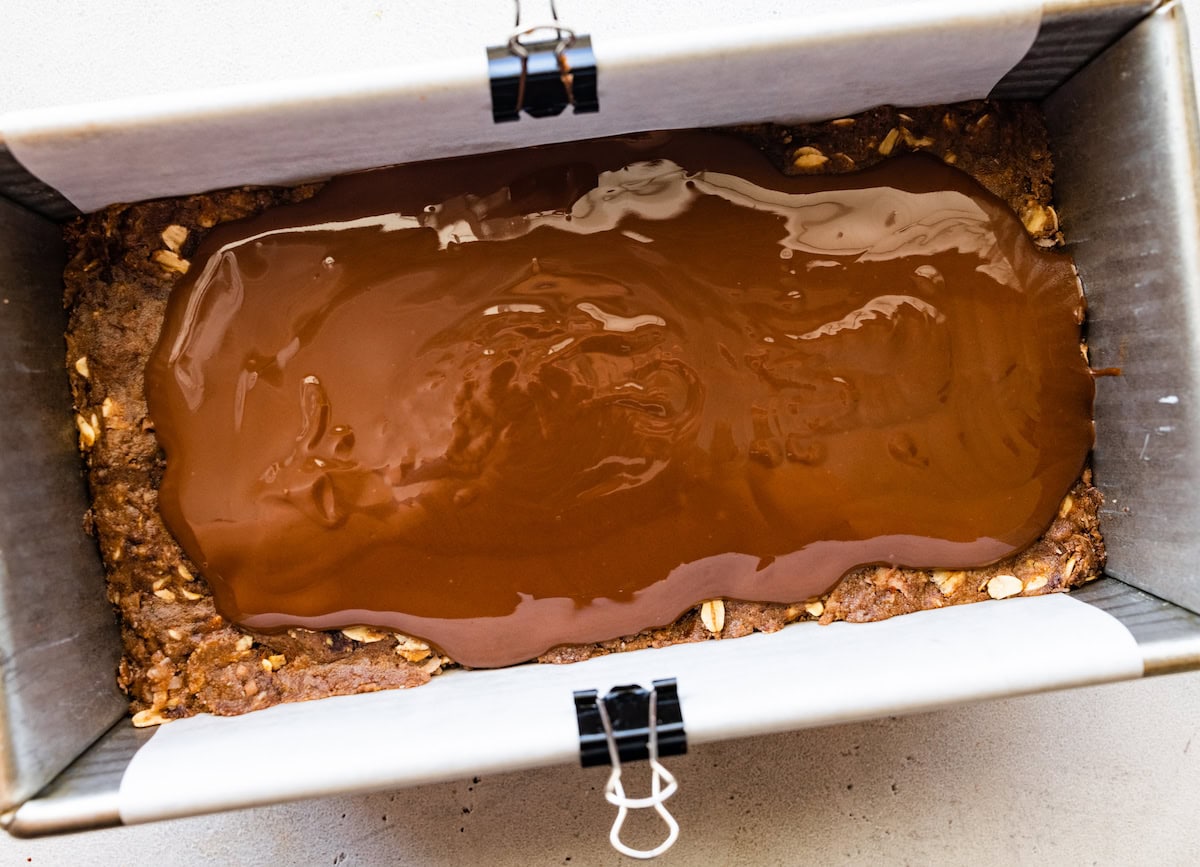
575;679;686;859
488;0;599;122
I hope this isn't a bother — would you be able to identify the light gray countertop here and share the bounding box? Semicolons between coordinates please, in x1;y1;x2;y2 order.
3;3;1199;864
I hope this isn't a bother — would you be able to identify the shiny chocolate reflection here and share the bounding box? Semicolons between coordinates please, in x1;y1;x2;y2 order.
146;131;1094;666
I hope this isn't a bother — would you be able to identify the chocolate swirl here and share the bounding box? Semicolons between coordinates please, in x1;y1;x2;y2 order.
146;131;1094;666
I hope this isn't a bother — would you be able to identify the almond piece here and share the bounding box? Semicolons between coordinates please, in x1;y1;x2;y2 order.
161;224;189;253
153;249;190;274
700;599;726;634
878;128;901;156
342;625;389;643
792;146;829;171
132;709;169;728
986;574;1023;599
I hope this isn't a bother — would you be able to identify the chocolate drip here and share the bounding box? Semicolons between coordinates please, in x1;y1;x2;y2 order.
145;131;1094;667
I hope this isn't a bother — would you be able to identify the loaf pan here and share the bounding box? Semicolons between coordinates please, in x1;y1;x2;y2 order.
0;0;1197;839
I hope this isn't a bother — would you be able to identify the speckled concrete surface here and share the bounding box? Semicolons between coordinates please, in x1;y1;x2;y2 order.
3;2;1200;864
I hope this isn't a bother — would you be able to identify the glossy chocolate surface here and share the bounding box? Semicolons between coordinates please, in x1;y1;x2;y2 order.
145;131;1094;666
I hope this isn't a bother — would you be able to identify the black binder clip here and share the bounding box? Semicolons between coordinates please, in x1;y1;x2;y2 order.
574;679;686;767
574;679;685;859
488;0;599;123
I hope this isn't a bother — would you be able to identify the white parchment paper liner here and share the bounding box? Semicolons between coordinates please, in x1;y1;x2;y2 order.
118;594;1139;824
0;0;1041;211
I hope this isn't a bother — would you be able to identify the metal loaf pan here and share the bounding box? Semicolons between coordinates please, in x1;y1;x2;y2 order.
1;0;1199;839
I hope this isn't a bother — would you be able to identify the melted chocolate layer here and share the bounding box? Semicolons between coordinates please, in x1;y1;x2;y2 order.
145;131;1094;667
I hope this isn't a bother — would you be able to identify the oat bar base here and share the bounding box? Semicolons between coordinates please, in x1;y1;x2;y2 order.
62;100;1102;722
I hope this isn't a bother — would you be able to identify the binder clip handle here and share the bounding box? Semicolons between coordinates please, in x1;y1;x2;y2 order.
509;0;565;34
488;0;599;122
598;686;681;859
507;25;577;60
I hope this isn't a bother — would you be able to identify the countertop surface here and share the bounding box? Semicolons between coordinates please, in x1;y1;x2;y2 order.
4;2;1200;864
